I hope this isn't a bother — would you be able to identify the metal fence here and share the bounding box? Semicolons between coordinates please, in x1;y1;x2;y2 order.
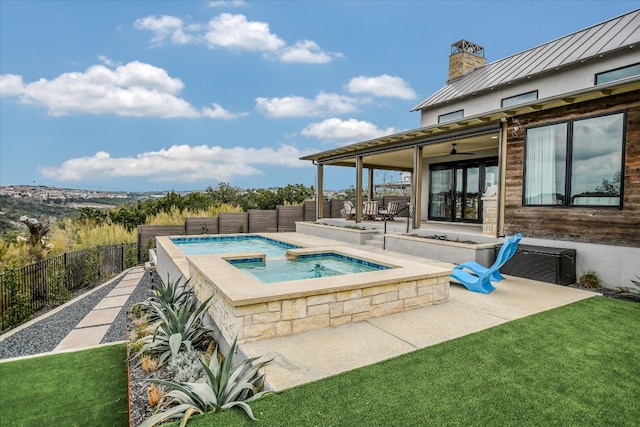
0;242;138;332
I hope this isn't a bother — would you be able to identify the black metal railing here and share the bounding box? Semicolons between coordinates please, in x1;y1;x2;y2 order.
0;242;138;332
383;204;413;249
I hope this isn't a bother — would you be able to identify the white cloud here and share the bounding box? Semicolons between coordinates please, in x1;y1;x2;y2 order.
201;103;249;120
133;15;197;46
133;13;341;63
255;92;358;118
0;61;240;119
301;118;397;142
346;74;416;99
39;144;314;183
0;74;25;96
279;40;333;64
208;0;246;7
204;13;285;51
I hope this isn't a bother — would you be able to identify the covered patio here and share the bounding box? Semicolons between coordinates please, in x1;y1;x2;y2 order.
302;121;504;235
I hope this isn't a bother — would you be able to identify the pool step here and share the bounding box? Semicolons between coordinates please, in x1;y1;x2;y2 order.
364;234;384;249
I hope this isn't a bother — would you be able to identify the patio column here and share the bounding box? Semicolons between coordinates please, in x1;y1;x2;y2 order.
355;155;363;222
316;163;324;220
412;146;423;229
367;168;374;200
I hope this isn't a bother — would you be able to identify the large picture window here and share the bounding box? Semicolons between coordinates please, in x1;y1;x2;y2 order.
524;112;624;207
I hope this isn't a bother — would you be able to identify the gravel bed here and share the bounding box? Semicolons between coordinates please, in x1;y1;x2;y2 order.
101;270;156;344
0;276;124;360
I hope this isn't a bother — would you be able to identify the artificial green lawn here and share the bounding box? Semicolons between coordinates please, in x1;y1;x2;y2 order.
0;343;128;427
0;297;638;427
187;296;640;427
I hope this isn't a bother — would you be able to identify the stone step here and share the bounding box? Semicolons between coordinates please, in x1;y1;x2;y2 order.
364;239;384;249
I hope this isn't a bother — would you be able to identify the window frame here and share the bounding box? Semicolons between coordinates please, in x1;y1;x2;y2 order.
438;109;464;123
522;111;626;209
501;90;538;108
595;62;640;85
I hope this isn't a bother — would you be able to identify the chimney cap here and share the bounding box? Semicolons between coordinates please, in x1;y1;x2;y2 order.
451;40;485;57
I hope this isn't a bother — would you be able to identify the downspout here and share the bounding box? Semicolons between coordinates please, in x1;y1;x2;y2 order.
497;121;507;237
314;161;323;220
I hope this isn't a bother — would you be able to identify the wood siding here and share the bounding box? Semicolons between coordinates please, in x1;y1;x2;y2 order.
219;212;249;234
275;206;304;232
247;210;277;233
503;91;640;247
137;225;185;259
185;217;219;235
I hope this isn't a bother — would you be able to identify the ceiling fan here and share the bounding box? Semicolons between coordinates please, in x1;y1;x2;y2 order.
448;143;475;156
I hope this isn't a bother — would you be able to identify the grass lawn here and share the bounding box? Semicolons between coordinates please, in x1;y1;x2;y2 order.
1;297;638;427
0;343;128;427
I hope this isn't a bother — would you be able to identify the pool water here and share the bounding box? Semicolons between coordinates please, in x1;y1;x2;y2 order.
229;253;389;283
171;235;299;257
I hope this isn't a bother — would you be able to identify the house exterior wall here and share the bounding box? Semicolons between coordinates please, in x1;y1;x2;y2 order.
503;90;640;248
420;51;638;127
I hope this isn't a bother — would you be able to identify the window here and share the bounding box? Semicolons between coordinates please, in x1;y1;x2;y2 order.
438;110;464;123
595;63;640;85
502;90;538;108
524;112;624;207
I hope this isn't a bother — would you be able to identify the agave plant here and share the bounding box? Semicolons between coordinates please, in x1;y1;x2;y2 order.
618;276;640;299
140;337;272;427
135;294;217;366
133;275;196;323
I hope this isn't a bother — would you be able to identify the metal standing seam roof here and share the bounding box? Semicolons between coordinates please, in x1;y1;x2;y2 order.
412;9;640;111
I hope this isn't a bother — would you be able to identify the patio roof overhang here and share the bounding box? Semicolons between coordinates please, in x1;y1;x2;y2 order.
300;77;640;169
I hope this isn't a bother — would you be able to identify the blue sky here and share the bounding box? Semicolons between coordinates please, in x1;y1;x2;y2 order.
1;1;638;192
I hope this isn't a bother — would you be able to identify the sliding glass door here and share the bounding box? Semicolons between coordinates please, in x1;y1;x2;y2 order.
429;159;498;223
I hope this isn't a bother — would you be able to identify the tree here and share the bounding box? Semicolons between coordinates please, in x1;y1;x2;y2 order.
205;182;241;206
595;171;621;196
19;214;54;261
276;183;314;205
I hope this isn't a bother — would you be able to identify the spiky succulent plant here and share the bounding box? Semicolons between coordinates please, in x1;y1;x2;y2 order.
140;337;272;427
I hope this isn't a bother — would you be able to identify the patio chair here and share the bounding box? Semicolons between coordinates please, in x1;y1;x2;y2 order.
378;201;400;220
450;233;522;294
362;200;379;220
342;201;356;220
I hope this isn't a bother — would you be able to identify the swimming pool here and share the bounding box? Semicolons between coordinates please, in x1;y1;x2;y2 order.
229;253;389;283
171;235;300;257
155;233;451;344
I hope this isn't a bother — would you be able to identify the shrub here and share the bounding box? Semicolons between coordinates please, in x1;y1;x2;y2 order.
167;349;206;384
2;270;32;328
46;264;70;306
124;245;139;268
579;271;600;288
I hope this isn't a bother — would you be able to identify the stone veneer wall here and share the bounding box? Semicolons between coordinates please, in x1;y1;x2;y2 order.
482;196;497;236
189;266;450;344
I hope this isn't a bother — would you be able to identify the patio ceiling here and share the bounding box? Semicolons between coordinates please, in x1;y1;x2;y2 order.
326;132;499;171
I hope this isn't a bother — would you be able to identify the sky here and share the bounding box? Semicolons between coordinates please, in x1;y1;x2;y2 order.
1;1;638;193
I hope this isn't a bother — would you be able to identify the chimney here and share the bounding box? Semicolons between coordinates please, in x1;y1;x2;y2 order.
448;39;486;81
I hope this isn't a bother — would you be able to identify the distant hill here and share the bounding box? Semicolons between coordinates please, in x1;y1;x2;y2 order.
0;196;81;237
0;194;149;238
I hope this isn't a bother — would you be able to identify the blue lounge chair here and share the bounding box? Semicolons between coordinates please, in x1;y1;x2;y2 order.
450;233;522;294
